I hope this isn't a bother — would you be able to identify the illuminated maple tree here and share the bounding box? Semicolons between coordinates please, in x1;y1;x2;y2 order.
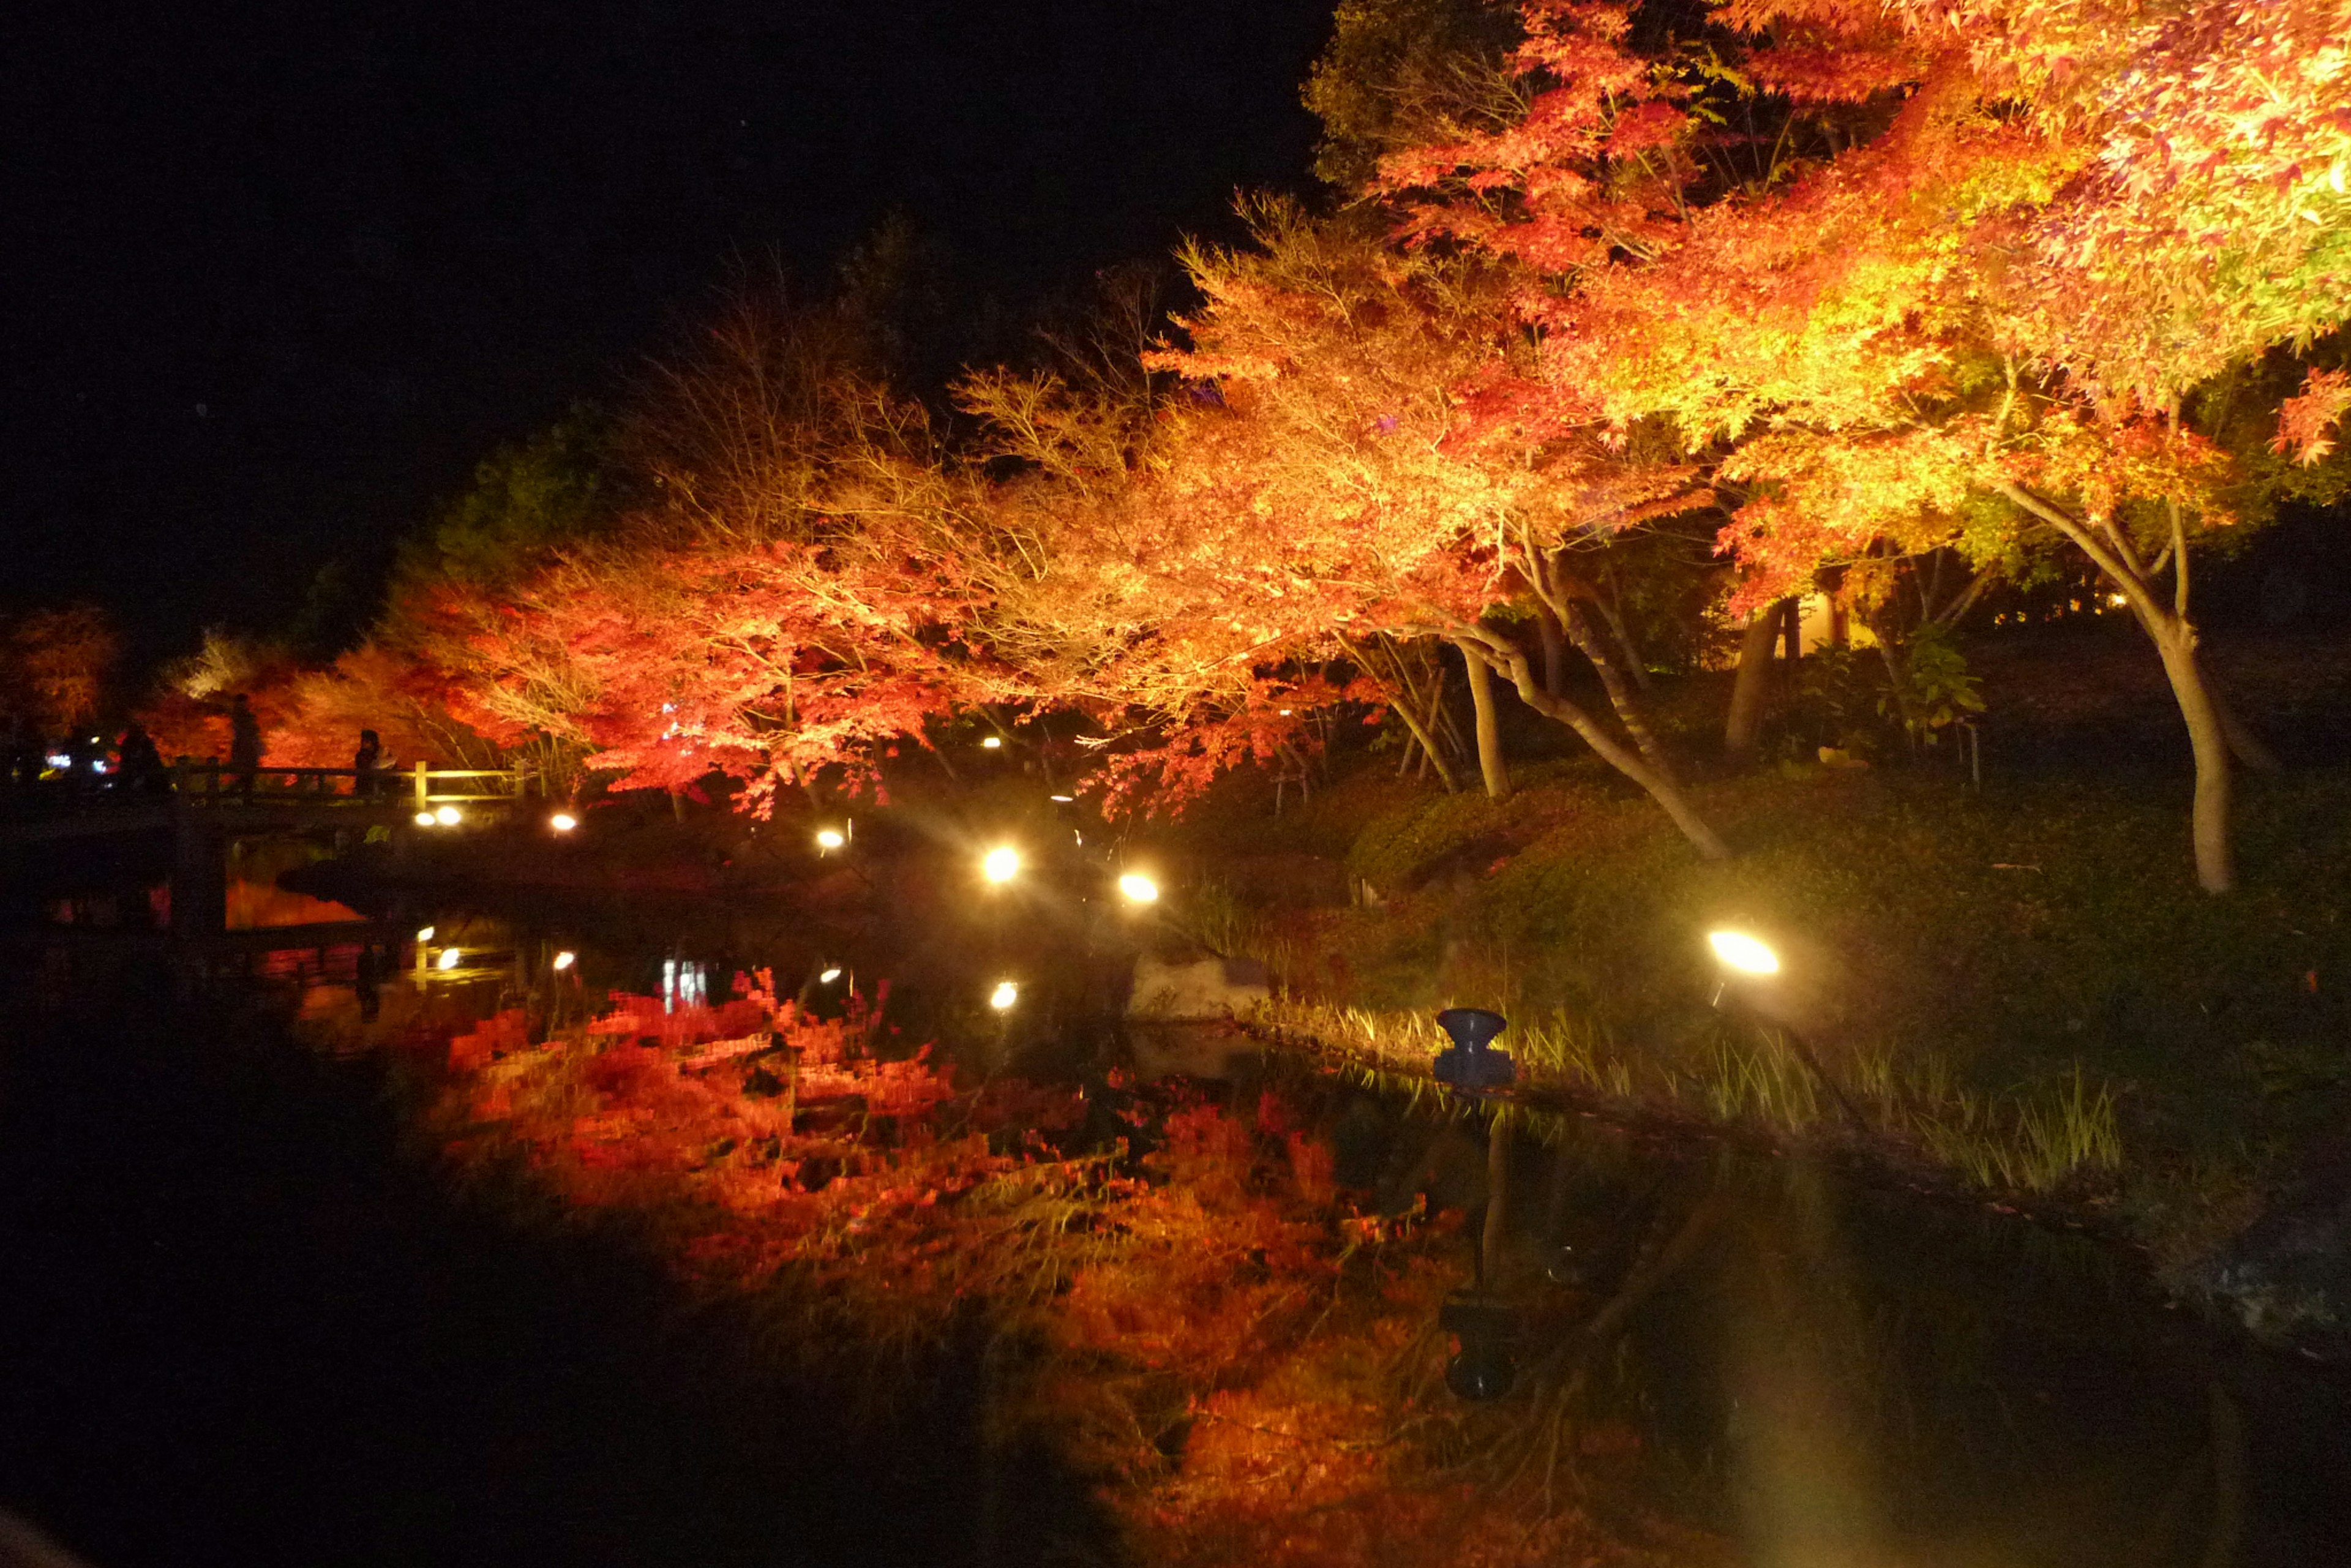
1376;0;2351;890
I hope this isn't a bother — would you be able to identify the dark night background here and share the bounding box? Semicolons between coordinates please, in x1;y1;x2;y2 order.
1;1;1335;665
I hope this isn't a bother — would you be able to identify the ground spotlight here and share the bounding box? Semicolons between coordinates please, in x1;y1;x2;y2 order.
1707;929;1780;975
1117;872;1160;905
981;844;1021;884
549;811;579;833
989;980;1019;1011
433;805;462;827
436;947;462;972
552;950;576;971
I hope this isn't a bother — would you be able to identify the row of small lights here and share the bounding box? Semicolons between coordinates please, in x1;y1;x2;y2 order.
413;806;579;831
1992;591;2129;627
412;923;576;975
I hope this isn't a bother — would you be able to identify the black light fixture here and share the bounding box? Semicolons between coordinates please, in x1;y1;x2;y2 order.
1433;1007;1515;1093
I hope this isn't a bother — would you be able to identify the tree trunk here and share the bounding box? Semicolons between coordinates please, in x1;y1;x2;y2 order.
2141;609;2238;893
1780;596;1802;667
1593;590;1653;694
1724;601;1786;762
1565;602;1678;781
2208;678;2282;775
1467;632;1730;860
1535;602;1568;697
1996;480;2238;893
1458;639;1512;800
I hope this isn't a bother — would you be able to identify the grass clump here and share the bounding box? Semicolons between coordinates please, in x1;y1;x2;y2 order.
1252;996;2123;1198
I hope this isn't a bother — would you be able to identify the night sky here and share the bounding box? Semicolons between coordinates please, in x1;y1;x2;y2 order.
2;1;1336;661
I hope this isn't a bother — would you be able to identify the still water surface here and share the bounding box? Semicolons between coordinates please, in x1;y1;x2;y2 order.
5;875;2350;1567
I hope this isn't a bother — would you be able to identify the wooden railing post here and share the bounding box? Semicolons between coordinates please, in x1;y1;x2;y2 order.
413;760;429;812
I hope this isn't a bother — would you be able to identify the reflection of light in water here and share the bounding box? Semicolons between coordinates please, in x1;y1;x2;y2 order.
436;948;461;971
662;958;709;1013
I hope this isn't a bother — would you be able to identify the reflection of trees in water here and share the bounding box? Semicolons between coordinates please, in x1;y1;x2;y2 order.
360;966;2342;1567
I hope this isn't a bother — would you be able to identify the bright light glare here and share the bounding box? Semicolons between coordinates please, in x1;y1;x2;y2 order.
2106;592;2128;607
552;950;576;971
433;805;462;826
549;811;579;832
1117;872;1160;904
815;827;846;850
989;980;1019;1011
1708;930;1780;975
1049;793;1074;803
45;754;70;770
981;845;1021;883
981;735;1003;750
416;926;435;942
436;947;462;972
414;811;437;827
819;967;842;983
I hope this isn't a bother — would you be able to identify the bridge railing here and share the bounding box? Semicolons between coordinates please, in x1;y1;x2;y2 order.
169;762;536;807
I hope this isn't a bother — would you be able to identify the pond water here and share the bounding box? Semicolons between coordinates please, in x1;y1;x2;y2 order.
5;860;2350;1567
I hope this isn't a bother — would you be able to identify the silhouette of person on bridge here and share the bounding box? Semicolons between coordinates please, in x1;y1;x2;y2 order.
228;694;263;797
353;729;384;800
116;722;167;795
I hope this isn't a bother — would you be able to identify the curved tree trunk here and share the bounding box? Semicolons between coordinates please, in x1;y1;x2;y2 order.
1464;631;1731;860
1457;637;1512;800
1996;481;2239;893
1535;602;1568;697
2142;610;2238;893
1724;602;1786;762
2209;678;2282;775
1564;601;1678;781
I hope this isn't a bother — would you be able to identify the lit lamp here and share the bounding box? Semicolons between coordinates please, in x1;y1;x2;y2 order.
980;735;1003;751
988;979;1019;1011
981;845;1021;885
436;947;461;972
815;827;846;853
1705;929;1779;1009
552;950;577;972
819;966;842;984
433;805;462;827
1117;872;1159;906
414;811;437;827
549;811;579;833
1706;929;1860;1126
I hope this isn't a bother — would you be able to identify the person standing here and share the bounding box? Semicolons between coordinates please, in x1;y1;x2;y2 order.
116;722;167;795
227;694;263;797
352;729;383;800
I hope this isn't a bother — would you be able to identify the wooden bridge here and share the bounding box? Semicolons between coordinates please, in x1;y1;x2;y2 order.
0;762;542;942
